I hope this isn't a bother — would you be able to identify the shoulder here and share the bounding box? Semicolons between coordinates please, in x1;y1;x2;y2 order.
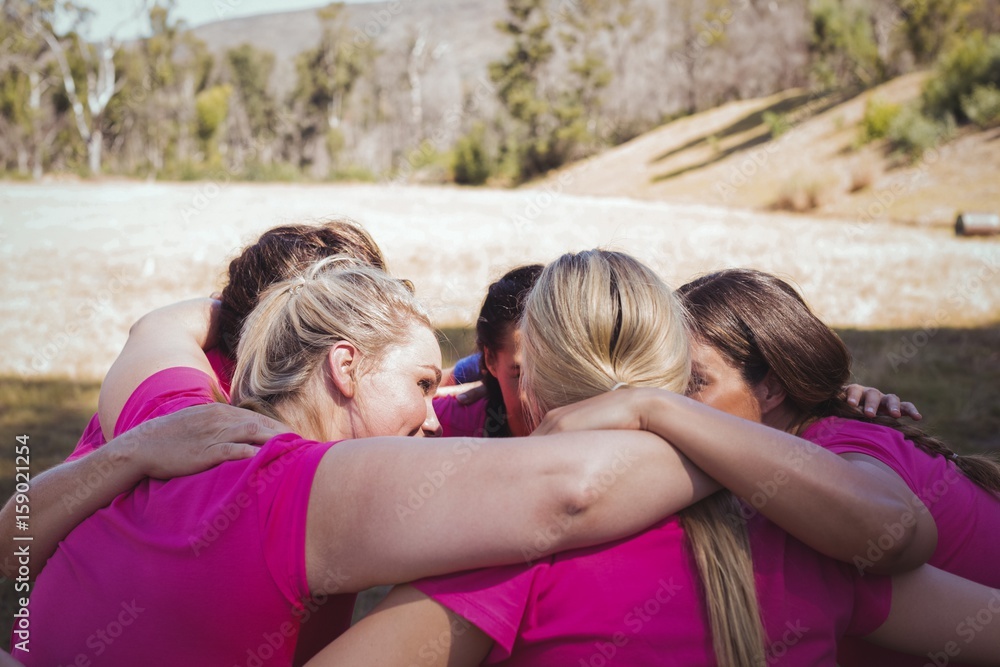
114;367;220;437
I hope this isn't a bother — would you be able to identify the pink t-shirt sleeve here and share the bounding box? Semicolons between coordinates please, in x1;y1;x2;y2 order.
113;366;219;437
255;434;336;609
845;571;892;636
802;418;920;490
413;563;539;660
65;413;106;462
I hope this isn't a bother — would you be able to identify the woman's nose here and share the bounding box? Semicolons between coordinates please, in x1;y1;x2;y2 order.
423;398;442;437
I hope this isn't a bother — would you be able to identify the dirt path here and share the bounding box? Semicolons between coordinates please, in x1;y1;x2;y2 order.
2;181;998;379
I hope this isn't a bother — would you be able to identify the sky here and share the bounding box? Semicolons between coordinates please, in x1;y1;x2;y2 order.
65;0;372;40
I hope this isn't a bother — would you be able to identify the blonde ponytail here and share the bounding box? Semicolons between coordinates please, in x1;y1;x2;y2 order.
521;250;767;667
231;257;430;425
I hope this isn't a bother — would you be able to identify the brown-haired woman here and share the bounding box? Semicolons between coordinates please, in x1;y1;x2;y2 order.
0;218;387;585
536;267;1000;666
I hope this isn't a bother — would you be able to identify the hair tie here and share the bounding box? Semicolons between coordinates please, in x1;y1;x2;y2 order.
950;452;960;462
288;276;307;295
610;382;627;391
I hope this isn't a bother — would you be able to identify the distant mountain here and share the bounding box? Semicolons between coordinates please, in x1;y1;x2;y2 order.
189;0;510;97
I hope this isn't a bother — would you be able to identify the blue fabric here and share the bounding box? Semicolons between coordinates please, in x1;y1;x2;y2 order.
453;352;483;384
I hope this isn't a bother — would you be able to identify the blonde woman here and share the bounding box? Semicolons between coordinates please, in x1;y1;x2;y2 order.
310;250;1000;667
16;258;716;666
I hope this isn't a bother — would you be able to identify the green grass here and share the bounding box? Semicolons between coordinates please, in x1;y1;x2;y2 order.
1;325;996;648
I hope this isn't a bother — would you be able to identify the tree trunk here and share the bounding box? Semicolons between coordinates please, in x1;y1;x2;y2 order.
88;129;102;174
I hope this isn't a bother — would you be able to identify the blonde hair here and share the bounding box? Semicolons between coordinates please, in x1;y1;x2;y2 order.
231;257;431;430
520;249;767;667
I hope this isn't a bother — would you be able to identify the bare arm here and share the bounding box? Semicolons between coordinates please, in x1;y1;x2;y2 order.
869;566;1000;664
306;430;719;593
535;388;937;574
305;585;491;667
0;404;285;579
98;298;219;441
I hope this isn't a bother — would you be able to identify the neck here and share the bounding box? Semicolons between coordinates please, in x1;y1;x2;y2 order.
273;375;354;442
761;402;807;436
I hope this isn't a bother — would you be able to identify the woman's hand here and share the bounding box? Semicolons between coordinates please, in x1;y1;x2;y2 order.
533;387;650;436
130;403;288;479
435;381;486;405
844;384;922;420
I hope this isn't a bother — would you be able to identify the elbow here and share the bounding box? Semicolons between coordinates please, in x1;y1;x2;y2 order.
857;500;938;575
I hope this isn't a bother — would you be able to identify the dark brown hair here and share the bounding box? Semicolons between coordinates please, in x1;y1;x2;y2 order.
679;268;1000;494
217;218;386;356
475;264;544;438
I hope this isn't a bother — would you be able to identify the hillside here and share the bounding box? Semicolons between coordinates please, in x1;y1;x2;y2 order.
537;72;1000;227
189;0;510;97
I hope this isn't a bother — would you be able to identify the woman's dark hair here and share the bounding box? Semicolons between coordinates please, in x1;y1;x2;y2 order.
217;219;386;356
679;268;1000;494
475;264;544;438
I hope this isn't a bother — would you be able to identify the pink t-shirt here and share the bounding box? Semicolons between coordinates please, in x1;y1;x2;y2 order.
802;416;1000;667
17;367;354;666
433;395;489;438
66;347;236;462
415;513;891;666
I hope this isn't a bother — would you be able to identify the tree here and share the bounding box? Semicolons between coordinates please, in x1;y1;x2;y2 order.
808;0;884;89
489;0;561;180
0;0;62;177
291;3;376;176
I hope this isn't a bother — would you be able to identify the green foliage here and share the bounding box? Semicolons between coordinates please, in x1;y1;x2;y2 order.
808;0;883;89
887;105;954;160
452;123;492;185
899;0;964;64
922;33;1000;123
859;97;902;144
961;84;1000;128
195;84;232;142
762;111;791;138
226;44;277;138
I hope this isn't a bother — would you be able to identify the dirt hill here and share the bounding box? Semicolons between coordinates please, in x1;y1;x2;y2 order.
537;72;1000;228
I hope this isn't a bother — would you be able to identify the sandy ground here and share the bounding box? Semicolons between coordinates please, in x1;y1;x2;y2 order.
1;181;998;380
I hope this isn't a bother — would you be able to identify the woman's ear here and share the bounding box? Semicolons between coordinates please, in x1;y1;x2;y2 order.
327;342;359;399
752;370;787;418
483;346;498;378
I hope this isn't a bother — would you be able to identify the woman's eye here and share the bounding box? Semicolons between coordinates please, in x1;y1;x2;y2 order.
418;379;434;394
687;374;707;394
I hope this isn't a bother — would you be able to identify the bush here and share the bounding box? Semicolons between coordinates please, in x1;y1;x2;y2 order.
859;96;901;143
763;111;791;139
451;124;492;186
922;33;1000;122
887;106;954;160
961;84;1000;129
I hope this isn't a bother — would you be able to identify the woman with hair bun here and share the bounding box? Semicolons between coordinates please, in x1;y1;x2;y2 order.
14;254;725;666
0;218;389;583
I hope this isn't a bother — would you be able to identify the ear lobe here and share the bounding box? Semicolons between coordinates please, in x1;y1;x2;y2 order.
327;342;359;399
754;370;787;416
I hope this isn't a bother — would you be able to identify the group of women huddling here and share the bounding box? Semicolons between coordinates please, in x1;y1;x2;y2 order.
4;218;1000;667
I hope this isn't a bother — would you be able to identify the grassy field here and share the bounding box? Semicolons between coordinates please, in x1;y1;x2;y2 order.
2;324;998;648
